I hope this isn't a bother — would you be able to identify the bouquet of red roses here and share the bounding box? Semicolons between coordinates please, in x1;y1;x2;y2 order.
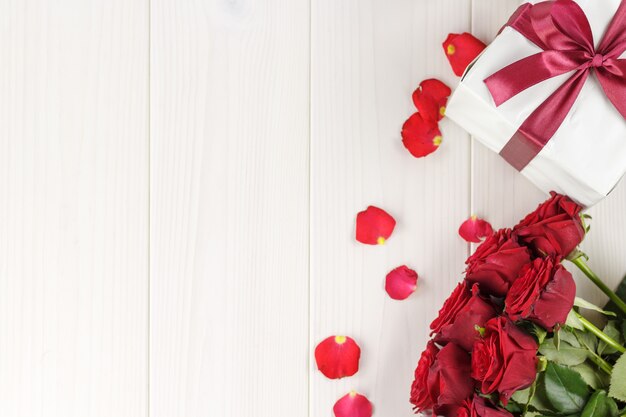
410;193;626;417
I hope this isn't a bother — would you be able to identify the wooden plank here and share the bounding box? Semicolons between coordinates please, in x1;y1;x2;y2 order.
469;0;543;231
149;0;311;416
310;0;472;415
0;0;149;416
471;0;626;306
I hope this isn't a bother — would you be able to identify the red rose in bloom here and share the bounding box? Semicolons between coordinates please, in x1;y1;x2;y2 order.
401;112;442;158
412;79;451;122
410;341;439;412
506;257;576;330
355;206;396;245
471;317;538;404
427;343;474;409
442;396;513;417
442;33;487;76
514;192;585;257
465;229;531;297
430;282;497;352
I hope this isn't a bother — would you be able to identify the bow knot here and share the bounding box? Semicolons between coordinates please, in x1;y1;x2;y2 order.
591;53;605;68
484;0;626;171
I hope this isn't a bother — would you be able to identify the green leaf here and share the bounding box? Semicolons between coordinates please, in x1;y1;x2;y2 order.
540;335;589;366
544;362;590;414
609;352;626;402
605;274;626;319
529;372;557;414
575;297;617;317
581;390;619;417
566;309;585;330
598;321;624;356
572;362;607;390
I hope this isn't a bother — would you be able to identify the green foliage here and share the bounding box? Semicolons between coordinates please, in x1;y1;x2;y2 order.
597;321;624;356
575;297;617;317
540;330;588;366
544;362;590;414
609;352;626;402
580;390;619;417
571;362;609;390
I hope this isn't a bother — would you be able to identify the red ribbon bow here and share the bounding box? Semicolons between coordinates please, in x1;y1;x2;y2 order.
484;0;626;171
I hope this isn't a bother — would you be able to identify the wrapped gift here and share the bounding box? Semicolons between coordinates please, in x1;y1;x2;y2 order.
446;0;626;207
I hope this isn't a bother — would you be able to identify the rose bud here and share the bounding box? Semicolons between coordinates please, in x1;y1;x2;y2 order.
506;257;576;330
514;192;585;258
472;317;538;405
410;341;439;413
427;343;474;409
438;396;513;417
430;282;497;352
465;229;531;297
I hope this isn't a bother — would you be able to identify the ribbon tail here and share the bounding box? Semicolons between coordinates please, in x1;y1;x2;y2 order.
485;50;586;106
598;0;626;57
500;69;589;171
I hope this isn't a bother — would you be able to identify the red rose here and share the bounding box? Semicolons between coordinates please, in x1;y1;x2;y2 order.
465;229;531;297
514;192;585;257
428;343;474;409
431;282;497;351
471;317;538;404
506;257;576;330
440;396;513;417
410;341;439;412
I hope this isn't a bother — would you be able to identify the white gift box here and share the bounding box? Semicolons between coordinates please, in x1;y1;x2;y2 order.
446;0;626;207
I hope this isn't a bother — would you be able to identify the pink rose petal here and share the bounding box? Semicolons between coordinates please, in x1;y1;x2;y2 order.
458;215;493;243
333;391;373;417
385;265;418;300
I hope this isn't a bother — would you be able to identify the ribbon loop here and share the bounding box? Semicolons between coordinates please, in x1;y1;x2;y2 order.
484;0;626;171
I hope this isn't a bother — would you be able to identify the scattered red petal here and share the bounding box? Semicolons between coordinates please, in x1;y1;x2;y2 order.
458;215;494;243
333;391;373;417
314;336;361;379
385;265;418;300
442;33;487;77
412;79;451;122
355;206;396;245
401;112;442;158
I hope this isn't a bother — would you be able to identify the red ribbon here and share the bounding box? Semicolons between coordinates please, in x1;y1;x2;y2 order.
484;0;626;171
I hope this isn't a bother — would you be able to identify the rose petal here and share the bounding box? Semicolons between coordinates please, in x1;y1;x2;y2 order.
385;265;418;300
314;335;361;379
459;215;493;243
401;112;442;158
333;391;373;417
412;79;451;122
356;206;396;245
443;33;487;77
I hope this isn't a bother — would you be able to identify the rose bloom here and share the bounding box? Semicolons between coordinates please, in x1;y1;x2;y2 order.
438;396;513;417
427;343;474;409
514;192;585;257
465;229;531;297
506;257;576;330
431;282;497;351
410;341;439;412
472;317;538;404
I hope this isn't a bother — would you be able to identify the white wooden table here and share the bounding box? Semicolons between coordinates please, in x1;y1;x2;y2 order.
2;0;626;416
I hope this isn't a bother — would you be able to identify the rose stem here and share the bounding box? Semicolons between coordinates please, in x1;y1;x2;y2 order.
571;257;626;316
588;352;613;375
575;311;626;353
